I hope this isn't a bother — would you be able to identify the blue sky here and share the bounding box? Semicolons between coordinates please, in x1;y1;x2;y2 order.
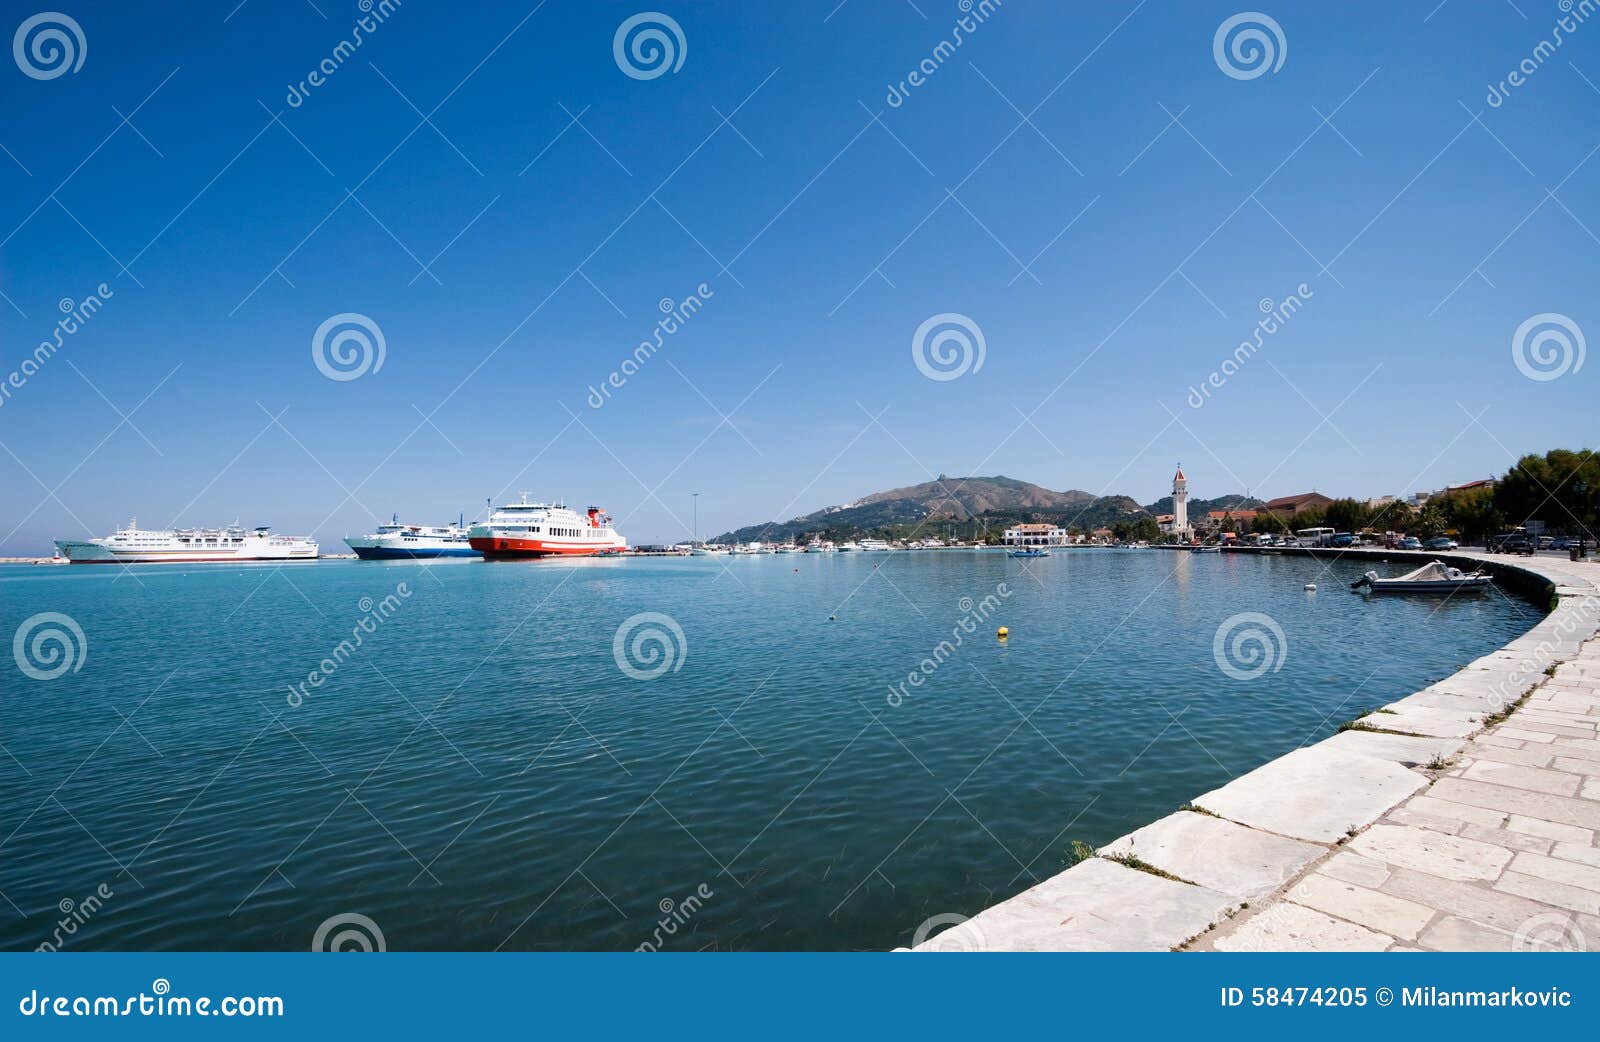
0;0;1595;551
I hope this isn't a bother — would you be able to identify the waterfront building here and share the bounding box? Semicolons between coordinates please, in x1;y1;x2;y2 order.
1204;509;1257;532
1258;491;1334;517
1003;523;1068;547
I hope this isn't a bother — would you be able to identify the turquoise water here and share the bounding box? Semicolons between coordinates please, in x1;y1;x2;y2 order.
0;551;1542;951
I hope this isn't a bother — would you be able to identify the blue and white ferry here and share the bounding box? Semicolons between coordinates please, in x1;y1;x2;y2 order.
345;515;479;559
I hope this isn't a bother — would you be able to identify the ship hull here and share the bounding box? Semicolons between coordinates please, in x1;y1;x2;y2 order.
54;542;318;564
348;545;480;560
469;536;624;558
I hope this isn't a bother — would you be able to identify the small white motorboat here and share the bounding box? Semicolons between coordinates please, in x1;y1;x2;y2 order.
1351;560;1493;594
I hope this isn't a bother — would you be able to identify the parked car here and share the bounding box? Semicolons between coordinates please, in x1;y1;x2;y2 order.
1330;532;1357;548
1488;533;1536;555
1398;536;1423;550
1423;536;1458;551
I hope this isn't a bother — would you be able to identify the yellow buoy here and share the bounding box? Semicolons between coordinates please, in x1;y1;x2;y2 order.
997;626;1009;639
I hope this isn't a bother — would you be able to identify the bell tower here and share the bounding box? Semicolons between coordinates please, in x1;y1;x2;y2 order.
1172;465;1189;539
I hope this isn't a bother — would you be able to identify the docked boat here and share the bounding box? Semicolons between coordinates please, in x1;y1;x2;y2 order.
1351;561;1493;594
1008;547;1050;558
55;520;318;563
345;514;478;559
1189;544;1223;554
468;495;626;558
836;541;860;552
858;539;890;552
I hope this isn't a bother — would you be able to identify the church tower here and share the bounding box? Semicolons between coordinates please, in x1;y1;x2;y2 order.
1172;465;1189;539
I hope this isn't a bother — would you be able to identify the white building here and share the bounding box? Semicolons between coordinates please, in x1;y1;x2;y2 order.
1171;466;1191;540
1004;523;1068;547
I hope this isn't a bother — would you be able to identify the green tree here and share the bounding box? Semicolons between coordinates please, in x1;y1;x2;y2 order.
1494;450;1598;539
1435;486;1500;544
1324;498;1369;533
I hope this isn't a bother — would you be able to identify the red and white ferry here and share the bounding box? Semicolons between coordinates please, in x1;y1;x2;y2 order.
468;495;626;558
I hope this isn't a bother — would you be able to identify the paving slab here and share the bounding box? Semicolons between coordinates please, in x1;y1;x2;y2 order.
1378;865;1561;936
1211;902;1393;952
1465;744;1555;768
1321;729;1463;765
1284;873;1436;940
1098;811;1325;902
1456;823;1553;855
1507;850;1600;892
1417;915;1514;951
1494;871;1600;916
1506;814;1593;845
1460;760;1583;796
914;858;1235;952
1404;794;1506;829
1428;777;1600;830
1194;745;1428;844
1349;823;1513;882
1358;706;1480;739
1319;851;1390;889
1551;842;1600;869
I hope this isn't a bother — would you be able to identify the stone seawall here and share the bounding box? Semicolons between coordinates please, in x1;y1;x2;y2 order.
914;550;1600;951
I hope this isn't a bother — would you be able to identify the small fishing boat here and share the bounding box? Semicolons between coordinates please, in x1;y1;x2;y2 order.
1351;560;1493;594
1008;548;1050;558
1189;544;1222;554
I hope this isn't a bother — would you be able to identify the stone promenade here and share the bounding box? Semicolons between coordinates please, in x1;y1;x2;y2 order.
918;550;1600;952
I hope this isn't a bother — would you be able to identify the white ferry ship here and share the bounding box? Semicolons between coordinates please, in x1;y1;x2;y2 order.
858;538;891;551
468;495;626;558
345;514;478;559
55;521;318;564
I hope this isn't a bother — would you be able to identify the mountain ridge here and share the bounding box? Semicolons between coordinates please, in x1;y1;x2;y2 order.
711;475;1254;544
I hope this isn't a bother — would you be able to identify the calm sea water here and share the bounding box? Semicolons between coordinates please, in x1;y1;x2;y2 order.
0;551;1542;951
